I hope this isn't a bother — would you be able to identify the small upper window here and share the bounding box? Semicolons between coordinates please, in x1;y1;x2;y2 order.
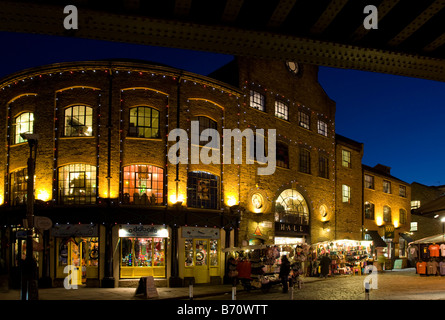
275;101;288;121
411;200;421;210
129;106;160;138
399;185;407;198
342;185;351;203
383;180;391;194
64;105;93;137
317;120;328;137
342;150;351;168
364;174;374;189
298;111;310;129
383;206;392;222
13;112;34;144
250;90;265;111
276;143;289;169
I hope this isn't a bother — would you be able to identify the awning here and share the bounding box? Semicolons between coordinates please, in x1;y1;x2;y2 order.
399;232;413;243
365;230;387;247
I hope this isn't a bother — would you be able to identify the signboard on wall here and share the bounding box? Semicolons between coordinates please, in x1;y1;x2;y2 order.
181;226;220;239
119;224;169;238
275;223;310;236
385;224;395;239
52;224;98;237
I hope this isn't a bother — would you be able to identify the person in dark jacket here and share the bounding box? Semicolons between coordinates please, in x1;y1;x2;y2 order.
279;255;291;293
320;253;331;278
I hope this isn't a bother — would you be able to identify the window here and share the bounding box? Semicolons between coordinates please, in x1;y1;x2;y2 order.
383;180;391;194
318;155;329;179
275;101;288;120
58;164;97;204
342;150;351;168
399;209;407;225
193;116;218;147
364;202;375;219
276;143;289;168
129;106;160;138
187;171;219;209
364;175;374;189
10;168;29;206
342;185;351;203
299;149;311;174
250;90;265;111
13;112;34;144
274;189;309;225
122;165;164;205
298;111;310;129
399;185;407;198
410;222;418;232
383;206;392;222
411;200;421;210
64;105;93;136
317;120;328;137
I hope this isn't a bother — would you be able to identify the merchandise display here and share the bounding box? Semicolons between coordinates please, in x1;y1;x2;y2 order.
409;240;445;277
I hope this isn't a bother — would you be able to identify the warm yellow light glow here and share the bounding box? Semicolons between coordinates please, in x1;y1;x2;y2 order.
376;216;383;226
169;194;184;204
226;196;237;207
0;194;3;205
394;220;399;228
36;189;51;202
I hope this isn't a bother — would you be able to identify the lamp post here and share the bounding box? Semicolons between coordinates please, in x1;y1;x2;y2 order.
20;133;39;300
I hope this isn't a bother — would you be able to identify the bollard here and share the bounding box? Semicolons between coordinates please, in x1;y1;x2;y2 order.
189;282;193;300
298;278;302;289
364;281;370;300
232;284;236;300
289;279;294;300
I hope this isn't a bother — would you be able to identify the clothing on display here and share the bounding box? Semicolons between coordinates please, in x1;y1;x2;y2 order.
410;241;445;277
428;244;440;257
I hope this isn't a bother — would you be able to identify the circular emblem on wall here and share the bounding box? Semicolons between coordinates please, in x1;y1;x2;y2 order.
251;193;264;210
320;205;328;218
285;61;301;75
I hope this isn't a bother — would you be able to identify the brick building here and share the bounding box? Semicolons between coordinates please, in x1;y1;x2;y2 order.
0;57;411;288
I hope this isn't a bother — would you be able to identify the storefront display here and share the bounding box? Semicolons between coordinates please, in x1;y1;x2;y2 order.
119;224;168;278
409;234;445;277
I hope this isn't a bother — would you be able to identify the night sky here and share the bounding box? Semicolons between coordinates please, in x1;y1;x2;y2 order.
1;31;444;186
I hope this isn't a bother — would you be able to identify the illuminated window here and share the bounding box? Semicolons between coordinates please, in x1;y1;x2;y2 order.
411;200;421;210
275;101;288;120
10;168;29;206
342;150;351;168
383;206;392;222
299;149;311;173
58;164;97;204
276;143;289;168
317;120;328;136
399;185;407;198
319;155;329;178
364;174;374;189
399;209;407;224
383;180;391;194
410;222;418;231
274;189;309;225
342;185;351;203
187;171;219;209
64;105;93;136
122;165;164;205
13;112;34;144
364;202;375;219
250;90;265;111
298;111;310;129
128;106;160;138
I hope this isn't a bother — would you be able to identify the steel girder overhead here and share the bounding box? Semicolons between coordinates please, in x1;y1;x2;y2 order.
1;0;445;81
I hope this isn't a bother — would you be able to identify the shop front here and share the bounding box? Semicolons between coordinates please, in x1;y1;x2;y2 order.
180;226;222;284
52;224;99;286
118;224;168;279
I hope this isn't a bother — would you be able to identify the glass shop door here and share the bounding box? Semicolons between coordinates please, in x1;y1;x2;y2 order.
194;239;209;284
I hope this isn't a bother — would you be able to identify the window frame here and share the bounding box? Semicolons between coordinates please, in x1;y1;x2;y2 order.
64;105;93;137
128;106;160;139
299;148;311;174
364;174;374;189
318;154;329;179
13;112;34;144
122;164;164;205
341;150;351;168
187;171;219;209
274;101;289;121
249;90;266;111
364;202;375;220
317;119;328;137
342;184;351;203
383;205;392;222
399;208;407;225
298;110;310;130
383;180;391;194
58;163;97;205
193;116;218;147
276;142;290;169
399;185;407;198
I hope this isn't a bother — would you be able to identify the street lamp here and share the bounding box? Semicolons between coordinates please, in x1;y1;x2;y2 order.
20;133;39;300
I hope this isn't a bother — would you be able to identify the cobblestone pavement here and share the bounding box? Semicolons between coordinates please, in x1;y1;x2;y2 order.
200;269;445;300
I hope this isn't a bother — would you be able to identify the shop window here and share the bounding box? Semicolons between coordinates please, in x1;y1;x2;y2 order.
342;150;351;168
13;112;34;144
120;237;166;278
192;116;218;147
298;110;310;129
10;168;29;206
399;209;407;224
383;206;392;222
276;143;289;168
275;101;288;120
58;163;97;205
128;106;160;138
342;185;351;203
383;180;391;194
187;171;219;209
249;90;265;111
274;189;309;225
364;174;374;189
318;155;329;179
364;202;375;219
122;165;164;205
185;239;218;268
64;105;93;137
299;148;311;173
317;120;328;137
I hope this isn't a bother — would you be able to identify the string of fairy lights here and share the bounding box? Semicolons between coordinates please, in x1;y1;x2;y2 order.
1;64;338;230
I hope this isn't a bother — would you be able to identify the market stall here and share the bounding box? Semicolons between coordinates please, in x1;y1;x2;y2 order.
408;234;445;276
311;240;373;276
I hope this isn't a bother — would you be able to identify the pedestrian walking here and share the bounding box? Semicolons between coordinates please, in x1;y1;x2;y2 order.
279;255;291;293
320;253;331;278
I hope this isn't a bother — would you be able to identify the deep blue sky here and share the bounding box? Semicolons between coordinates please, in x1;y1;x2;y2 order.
1;31;444;186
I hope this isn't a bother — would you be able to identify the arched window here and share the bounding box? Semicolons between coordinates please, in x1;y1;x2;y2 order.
64;105;93;136
129;106;160;138
13;112;34;144
383;206;392;222
58;164;97;204
275;189;309;225
187;171;218;209
10;168;28;205
122;165;164;205
399;209;407;225
364;202;375;220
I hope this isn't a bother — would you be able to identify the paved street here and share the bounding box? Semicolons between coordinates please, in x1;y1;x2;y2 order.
1;268;445;301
